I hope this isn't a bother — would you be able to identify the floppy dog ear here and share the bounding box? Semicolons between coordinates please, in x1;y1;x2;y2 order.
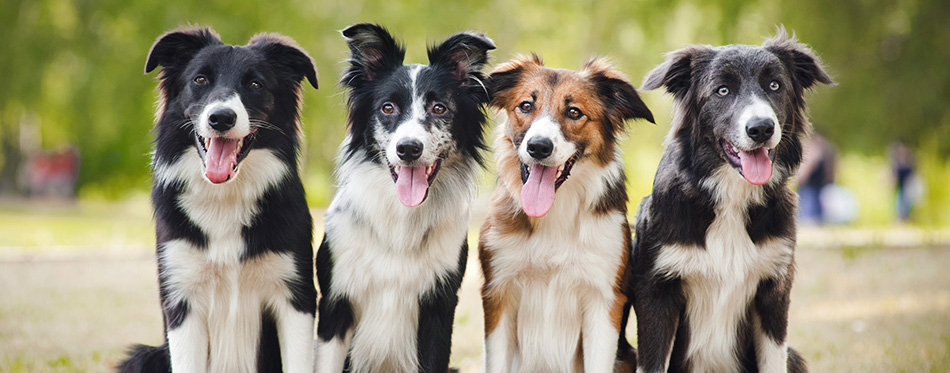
249;33;319;89
641;45;712;99
428;31;496;86
145;27;222;73
764;27;834;90
585;58;655;126
487;54;544;108
341;23;405;88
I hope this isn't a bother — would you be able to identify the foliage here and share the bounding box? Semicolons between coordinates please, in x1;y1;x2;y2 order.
1;0;947;221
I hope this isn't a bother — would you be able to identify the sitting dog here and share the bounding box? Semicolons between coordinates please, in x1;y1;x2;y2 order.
118;27;318;373
479;54;654;372
314;23;495;373
630;29;832;372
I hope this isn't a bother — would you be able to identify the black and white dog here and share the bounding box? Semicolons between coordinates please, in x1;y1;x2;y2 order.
314;24;494;373
118;27;319;373
629;30;832;372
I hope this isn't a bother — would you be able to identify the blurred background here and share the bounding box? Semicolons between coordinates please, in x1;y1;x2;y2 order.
1;0;948;371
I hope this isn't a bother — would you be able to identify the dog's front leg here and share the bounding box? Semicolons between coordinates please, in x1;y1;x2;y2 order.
753;272;795;373
482;288;516;373
582;292;622;373
276;302;315;373
417;242;467;373
632;276;683;373
165;300;209;372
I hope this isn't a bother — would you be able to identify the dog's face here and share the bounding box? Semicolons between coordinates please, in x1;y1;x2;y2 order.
642;30;832;185
489;55;654;217
341;23;494;207
146;28;317;184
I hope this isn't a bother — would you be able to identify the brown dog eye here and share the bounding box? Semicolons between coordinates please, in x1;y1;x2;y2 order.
432;103;446;115
717;86;729;96
518;101;533;113
381;103;396;115
194;76;208;85
249;81;262;90
567;107;583;120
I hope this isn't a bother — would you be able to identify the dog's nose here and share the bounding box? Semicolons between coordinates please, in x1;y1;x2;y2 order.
746;118;775;143
209;109;237;132
396;139;423;162
526;137;554;160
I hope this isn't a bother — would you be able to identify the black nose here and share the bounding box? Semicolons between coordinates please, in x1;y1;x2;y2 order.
526;137;554;160
746;118;775;143
395;139;423;161
208;109;237;132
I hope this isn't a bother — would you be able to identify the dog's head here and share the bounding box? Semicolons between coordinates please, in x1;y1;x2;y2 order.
489;55;654;217
146;27;318;184
642;28;832;186
340;23;495;207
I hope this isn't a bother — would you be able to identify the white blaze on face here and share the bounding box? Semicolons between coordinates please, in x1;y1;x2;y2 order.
734;96;781;150
196;94;251;139
517;115;576;166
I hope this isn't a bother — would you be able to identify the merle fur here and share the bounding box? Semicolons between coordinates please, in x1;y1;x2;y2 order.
627;30;831;372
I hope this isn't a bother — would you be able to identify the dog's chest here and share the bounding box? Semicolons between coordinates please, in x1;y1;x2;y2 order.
654;172;794;371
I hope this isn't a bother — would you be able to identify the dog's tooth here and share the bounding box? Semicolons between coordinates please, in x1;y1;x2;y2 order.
732;145;738;153
396;166;401;173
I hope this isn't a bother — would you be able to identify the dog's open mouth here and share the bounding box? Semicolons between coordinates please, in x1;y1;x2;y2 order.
721;139;775;185
196;131;255;184
519;153;579;218
388;158;443;207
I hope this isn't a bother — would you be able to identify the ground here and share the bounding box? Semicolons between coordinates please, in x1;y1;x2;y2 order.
1;200;948;372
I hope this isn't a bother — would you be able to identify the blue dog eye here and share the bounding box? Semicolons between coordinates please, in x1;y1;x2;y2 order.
769;81;780;91
717;86;729;96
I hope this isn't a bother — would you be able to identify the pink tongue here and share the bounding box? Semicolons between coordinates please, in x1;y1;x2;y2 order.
520;164;558;217
738;148;772;185
205;137;239;184
395;166;429;207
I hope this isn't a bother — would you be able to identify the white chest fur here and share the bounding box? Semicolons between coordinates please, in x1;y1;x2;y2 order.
484;160;628;371
654;166;794;372
155;149;298;373
323;150;475;372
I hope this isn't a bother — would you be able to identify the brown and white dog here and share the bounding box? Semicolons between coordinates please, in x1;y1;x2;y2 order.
479;54;654;372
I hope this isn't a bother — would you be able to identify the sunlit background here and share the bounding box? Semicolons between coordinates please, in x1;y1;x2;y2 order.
1;0;949;371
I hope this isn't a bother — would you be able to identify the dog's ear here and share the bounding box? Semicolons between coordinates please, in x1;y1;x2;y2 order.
145;27;222;74
427;32;496;86
584;58;655;132
341;23;405;88
487;54;544;109
764;27;834;90
249;33;319;89
641;45;712;99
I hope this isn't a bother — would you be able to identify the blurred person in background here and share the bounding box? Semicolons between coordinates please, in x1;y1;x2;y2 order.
889;141;920;222
798;132;837;225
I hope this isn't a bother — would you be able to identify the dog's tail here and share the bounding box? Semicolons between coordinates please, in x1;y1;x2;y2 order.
115;343;170;373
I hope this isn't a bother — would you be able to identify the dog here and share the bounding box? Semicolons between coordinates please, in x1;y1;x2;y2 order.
313;23;495;373
118;27;319;373
629;29;833;372
479;54;654;372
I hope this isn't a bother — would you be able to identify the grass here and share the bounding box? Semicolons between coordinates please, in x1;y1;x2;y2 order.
1;202;949;372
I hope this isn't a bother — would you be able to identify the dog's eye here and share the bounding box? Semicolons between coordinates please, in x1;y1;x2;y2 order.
194;76;208;85
567;107;583;120
717;86;729;96
518;101;533;113
381;103;397;115
769;81;780;91
249;81;262;90
431;103;446;115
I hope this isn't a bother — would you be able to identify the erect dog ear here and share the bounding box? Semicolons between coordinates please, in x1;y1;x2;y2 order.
249;33;319;89
145;27;222;74
427;31;496;86
487;53;544;109
584;58;655;131
641;45;712;99
340;23;405;88
763;27;834;90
